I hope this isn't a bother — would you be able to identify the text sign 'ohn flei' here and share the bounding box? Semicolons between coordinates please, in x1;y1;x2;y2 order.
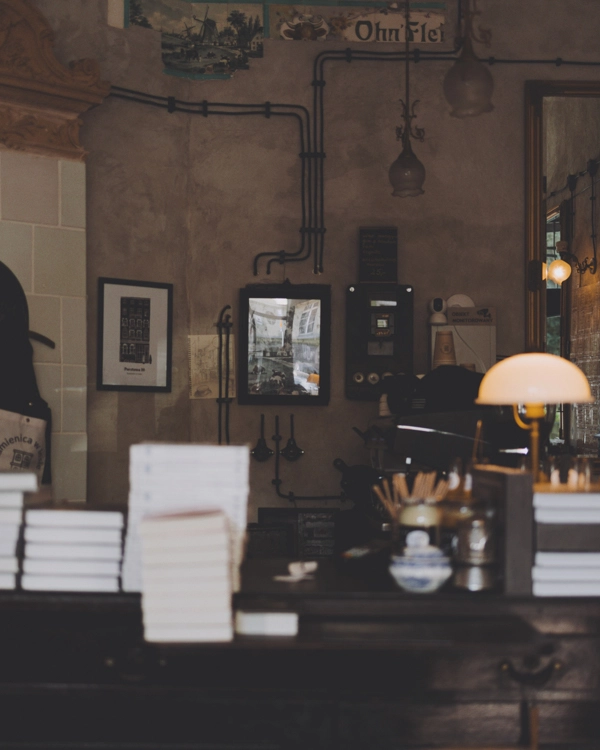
270;4;449;44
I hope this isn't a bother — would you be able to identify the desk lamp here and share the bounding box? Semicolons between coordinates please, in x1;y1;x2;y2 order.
475;353;593;481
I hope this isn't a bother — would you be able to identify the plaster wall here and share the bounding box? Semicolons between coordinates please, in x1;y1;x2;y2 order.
33;0;600;515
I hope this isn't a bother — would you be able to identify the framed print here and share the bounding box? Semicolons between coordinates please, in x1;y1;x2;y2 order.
238;284;331;406
97;277;173;392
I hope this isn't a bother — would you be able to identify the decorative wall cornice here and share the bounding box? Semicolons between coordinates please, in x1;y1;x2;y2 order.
0;0;110;160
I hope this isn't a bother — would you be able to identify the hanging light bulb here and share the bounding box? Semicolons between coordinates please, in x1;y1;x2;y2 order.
443;0;494;118
547;258;572;285
389;0;425;197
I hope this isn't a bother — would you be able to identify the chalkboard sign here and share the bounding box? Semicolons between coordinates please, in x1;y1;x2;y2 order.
358;226;398;283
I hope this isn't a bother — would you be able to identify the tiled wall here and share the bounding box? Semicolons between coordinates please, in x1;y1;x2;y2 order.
0;150;87;501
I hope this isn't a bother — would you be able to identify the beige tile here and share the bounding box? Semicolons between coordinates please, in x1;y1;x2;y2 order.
62;297;87;365
33;226;85;296
33;363;61;433
1;151;59;225
0;221;32;292
107;0;125;27
60;160;86;228
51;433;87;502
87;390;118;453
62;365;87;433
27;294;61;364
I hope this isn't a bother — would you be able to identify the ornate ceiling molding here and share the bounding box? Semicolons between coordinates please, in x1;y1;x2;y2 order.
0;0;110;160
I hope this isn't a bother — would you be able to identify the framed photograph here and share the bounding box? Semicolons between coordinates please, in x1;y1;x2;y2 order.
97;277;173;392
238;284;331;406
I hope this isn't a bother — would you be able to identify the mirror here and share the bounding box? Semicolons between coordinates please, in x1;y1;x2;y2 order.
526;80;600;452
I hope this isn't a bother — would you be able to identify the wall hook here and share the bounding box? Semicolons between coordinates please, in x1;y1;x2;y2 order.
279;414;305;461
251;414;274;462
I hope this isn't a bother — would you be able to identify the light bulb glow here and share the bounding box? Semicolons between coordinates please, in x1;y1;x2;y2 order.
547;258;572;284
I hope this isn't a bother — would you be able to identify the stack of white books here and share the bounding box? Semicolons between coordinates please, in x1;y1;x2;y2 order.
122;443;249;594
140;509;233;642
21;505;125;592
0;472;37;590
533;488;600;596
533;552;600;596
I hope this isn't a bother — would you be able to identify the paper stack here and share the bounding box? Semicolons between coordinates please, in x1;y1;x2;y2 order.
140;509;233;642
122;443;249;593
21;505;125;592
533;489;600;596
0;472;37;589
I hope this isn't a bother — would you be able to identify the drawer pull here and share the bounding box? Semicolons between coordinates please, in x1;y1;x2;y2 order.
499;658;562;687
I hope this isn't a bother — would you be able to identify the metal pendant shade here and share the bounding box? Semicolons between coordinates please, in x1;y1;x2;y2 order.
443;37;494;118
389;138;426;197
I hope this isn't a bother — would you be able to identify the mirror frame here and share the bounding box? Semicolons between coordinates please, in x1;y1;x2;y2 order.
525;79;600;351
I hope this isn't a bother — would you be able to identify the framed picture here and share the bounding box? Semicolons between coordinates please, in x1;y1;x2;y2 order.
97;277;173;392
238;284;331;406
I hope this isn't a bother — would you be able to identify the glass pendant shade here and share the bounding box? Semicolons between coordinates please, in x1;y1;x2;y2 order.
547;258;572;285
389;139;426;197
443;37;494;118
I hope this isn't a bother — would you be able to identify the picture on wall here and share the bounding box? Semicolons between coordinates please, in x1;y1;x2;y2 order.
238;284;330;405
129;0;264;80
97;278;173;392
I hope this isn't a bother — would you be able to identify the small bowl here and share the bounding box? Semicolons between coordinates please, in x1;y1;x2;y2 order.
389;555;452;594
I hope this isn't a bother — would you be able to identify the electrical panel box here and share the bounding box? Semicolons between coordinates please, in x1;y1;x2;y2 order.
345;283;414;400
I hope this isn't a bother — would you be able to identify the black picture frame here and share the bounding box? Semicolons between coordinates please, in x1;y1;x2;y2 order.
97;277;173;392
238;284;331;406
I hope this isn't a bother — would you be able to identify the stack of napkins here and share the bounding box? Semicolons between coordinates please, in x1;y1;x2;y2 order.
0;472;37;589
21;505;125;592
122;443;249;593
140;509;233;642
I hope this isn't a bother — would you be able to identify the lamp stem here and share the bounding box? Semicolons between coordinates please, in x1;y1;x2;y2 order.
513;403;544;483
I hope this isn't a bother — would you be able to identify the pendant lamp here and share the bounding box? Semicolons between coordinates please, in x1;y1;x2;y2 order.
443;0;494;118
389;0;425;198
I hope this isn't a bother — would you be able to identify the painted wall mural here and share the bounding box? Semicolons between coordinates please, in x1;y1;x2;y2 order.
128;1;452;79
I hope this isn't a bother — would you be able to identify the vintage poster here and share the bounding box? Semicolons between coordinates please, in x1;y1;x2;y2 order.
129;0;264;79
269;4;449;44
188;334;236;399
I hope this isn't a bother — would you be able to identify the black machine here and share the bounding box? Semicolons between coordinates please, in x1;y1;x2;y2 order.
345;283;414;400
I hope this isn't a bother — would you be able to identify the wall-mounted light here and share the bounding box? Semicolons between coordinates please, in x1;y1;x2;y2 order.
443;0;494;118
389;0;426;197
547;161;599;283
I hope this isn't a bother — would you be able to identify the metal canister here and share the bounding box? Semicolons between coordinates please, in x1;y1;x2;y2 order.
454;515;495;566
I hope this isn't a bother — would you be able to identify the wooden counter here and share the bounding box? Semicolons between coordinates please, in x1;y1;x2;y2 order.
0;558;597;748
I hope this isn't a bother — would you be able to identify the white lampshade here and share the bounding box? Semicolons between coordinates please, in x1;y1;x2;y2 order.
476;352;594;406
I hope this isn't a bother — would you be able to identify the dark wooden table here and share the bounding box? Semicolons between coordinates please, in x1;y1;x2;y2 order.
0;558;597;749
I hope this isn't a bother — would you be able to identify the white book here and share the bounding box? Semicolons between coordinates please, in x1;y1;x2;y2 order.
142;577;231;596
0;557;18;574
23;558;121;577
142;546;230;567
141;591;231;611
21;574;119;592
534;491;600;509
139;530;230;552
535;552;600;567
235;611;299;637
0;524;21;540
144;624;233;643
139;510;228;537
24;542;123;561
533;580;600;597
0;573;16;589
143;610;232;626
0;492;24;508
25;508;124;529
24;526;123;545
142;564;229;581
533;566;600;582
0;472;37;492
0;540;17;556
0;508;22;524
535;508;600;524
